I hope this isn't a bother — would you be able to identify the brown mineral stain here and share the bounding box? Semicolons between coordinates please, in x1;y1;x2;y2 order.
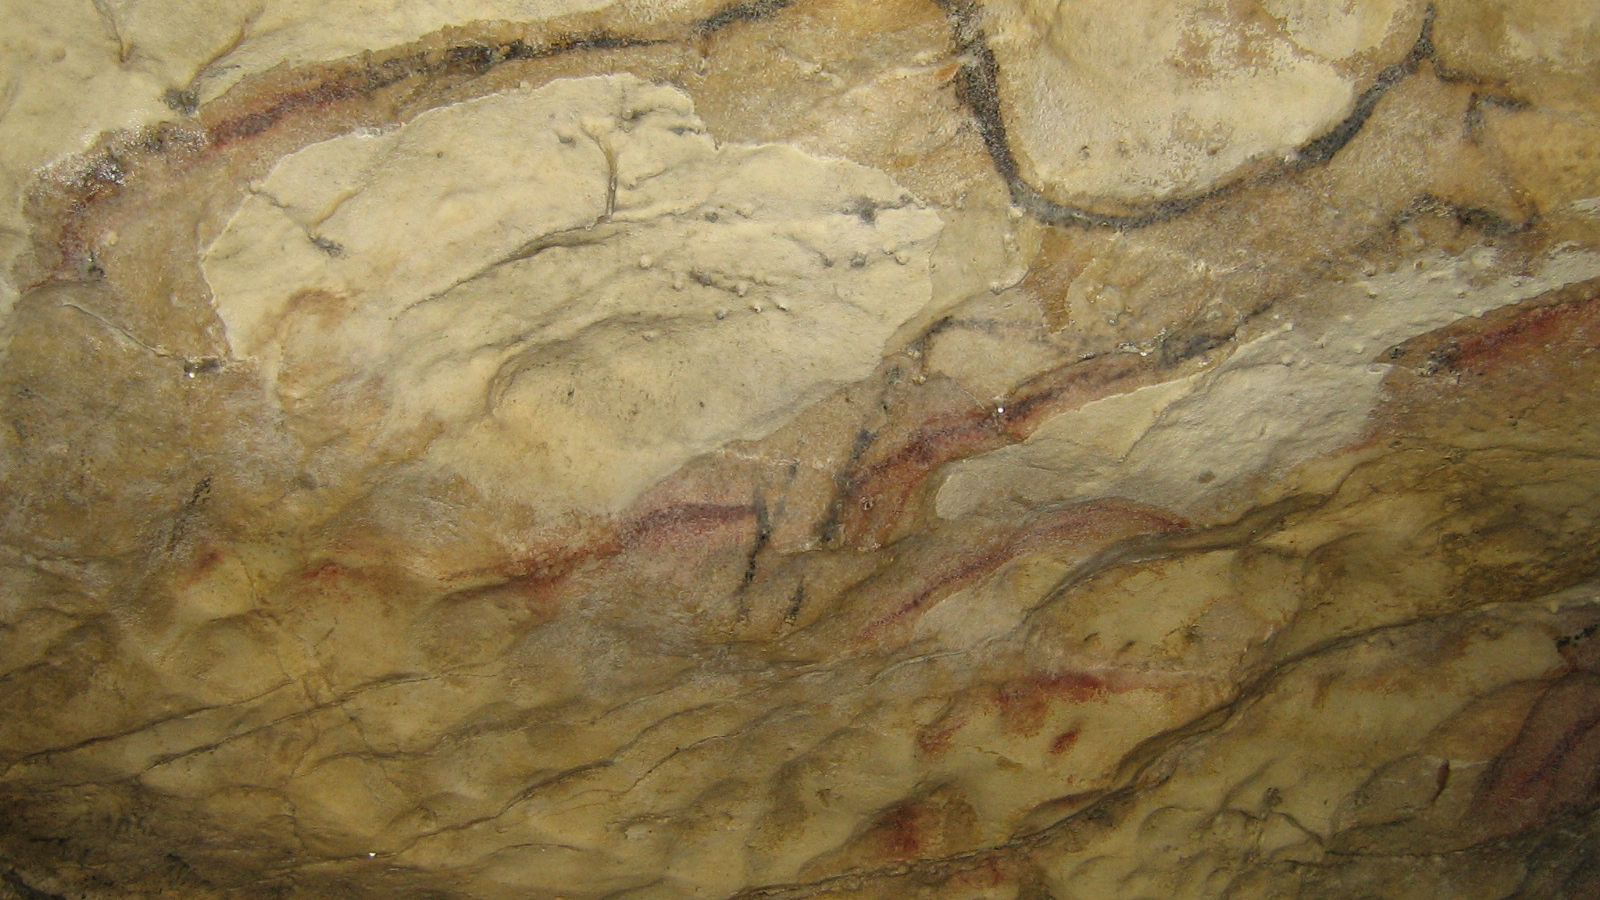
285;286;349;318
1019;500;1190;545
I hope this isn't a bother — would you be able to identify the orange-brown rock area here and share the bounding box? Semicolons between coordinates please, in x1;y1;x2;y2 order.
2;1;1599;899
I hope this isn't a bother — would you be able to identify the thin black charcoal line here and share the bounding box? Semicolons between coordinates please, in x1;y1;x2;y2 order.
76;0;1438;238
819;427;878;546
524;31;664;58
783;581;806;625
743;490;773;588
1290;5;1435;168
454;31;662;71
934;0;1440;229
693;0;802;36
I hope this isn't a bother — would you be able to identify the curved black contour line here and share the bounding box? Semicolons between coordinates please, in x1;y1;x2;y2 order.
933;0;1438;229
57;0;1443;243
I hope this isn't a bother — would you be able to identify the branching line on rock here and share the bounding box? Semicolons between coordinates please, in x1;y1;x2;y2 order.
723;599;1566;900
383;759;615;855
397;221;625;319
1027;491;1331;618
0;678;297;777
53;300;179;362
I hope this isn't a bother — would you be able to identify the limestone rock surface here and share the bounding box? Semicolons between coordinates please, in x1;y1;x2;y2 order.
2;1;1599;899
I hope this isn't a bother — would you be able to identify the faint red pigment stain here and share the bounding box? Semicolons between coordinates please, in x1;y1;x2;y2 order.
294;559;372;606
996;673;1107;737
1383;285;1600;392
50;218;93;281
839;354;1158;547
29;47;389;275
39;72;373;277
301;560;344;582
860;544;1012;640
1019;500;1190;546
45;178;139;280
1471;671;1600;838
475;551;590;609
877;801;932;858
171;544;232;591
203;65;383;149
859;501;1188;641
192;546;226;575
443;573;569;620
840;412;1005;546
1363;286;1600;449
916;713;970;758
1443;295;1600;376
619;502;756;550
997;352;1156;438
957;857;1009;889
495;556;587;587
424;501;758;612
1049;727;1083;755
41;25;666;281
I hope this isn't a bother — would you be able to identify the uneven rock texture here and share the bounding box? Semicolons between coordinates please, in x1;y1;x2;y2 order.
2;1;1599;899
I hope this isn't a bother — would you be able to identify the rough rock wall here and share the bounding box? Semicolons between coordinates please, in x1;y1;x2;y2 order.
2;1;1598;898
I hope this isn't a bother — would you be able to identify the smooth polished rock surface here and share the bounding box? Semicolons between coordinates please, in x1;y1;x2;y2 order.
2;1;1599;899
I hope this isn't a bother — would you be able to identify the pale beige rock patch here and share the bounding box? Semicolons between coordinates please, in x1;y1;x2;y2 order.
982;0;1416;201
937;248;1600;520
205;74;944;514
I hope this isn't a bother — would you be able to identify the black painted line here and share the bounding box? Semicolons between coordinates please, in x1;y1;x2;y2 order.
693;0;803;36
935;0;1439;230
